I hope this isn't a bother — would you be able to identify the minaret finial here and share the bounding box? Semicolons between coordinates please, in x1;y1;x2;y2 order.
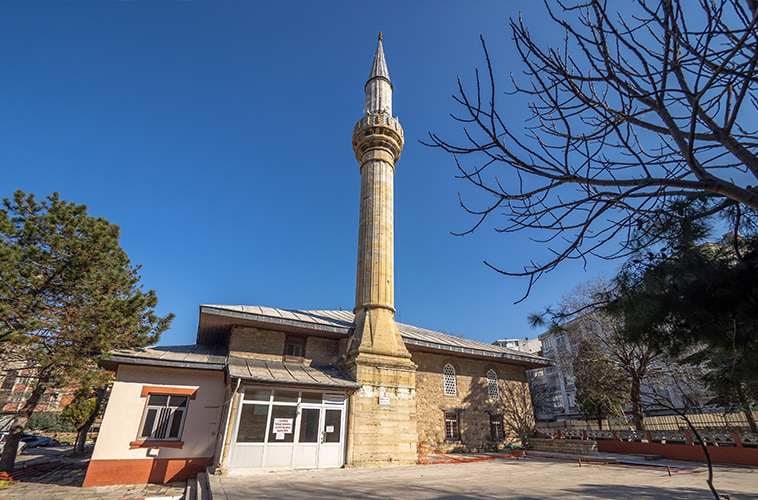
378;31;383;41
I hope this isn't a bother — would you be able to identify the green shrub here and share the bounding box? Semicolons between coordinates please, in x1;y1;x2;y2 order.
26;412;75;433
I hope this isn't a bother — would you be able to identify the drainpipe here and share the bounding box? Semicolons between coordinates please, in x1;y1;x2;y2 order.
216;377;241;474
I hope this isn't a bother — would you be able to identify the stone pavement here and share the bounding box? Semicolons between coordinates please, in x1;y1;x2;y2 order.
0;445;184;500
210;455;758;500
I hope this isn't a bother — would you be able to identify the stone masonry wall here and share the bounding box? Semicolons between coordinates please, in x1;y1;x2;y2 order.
412;350;534;453
528;437;598;455
228;326;341;365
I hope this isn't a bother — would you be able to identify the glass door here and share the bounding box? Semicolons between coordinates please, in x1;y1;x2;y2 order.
293;406;320;469
318;407;343;468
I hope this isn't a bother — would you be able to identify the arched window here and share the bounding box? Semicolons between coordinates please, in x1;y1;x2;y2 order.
487;369;499;399
443;364;457;396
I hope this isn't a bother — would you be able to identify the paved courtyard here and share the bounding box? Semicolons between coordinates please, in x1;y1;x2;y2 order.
1;448;757;499
211;457;758;500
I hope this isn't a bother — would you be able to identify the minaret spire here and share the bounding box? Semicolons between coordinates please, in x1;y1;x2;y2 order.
365;34;392;116
343;35;418;467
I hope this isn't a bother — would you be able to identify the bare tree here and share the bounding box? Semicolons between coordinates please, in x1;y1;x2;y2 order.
427;0;758;299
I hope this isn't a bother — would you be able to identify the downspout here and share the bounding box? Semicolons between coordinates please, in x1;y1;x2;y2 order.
215;377;241;474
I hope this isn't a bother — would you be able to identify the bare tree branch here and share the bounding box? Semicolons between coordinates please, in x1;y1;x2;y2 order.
425;0;758;299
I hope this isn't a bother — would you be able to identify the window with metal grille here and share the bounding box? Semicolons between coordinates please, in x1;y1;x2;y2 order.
138;394;188;440
487;369;499;399
443;364;456;396
490;414;504;441
444;412;460;440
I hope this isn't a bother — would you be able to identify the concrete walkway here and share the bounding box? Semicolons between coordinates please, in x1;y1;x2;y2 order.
0;445;185;500
210;454;758;500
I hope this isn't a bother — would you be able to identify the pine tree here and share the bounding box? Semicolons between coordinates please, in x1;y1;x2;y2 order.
0;190;173;472
573;339;630;429
609;197;758;432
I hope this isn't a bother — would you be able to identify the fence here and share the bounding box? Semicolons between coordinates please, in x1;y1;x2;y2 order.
536;411;758;433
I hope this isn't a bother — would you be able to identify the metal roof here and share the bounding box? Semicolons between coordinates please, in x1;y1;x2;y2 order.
228;356;360;389
198;305;551;368
100;344;359;390
100;344;228;372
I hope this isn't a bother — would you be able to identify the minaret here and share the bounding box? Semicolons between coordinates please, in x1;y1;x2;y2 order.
343;34;418;466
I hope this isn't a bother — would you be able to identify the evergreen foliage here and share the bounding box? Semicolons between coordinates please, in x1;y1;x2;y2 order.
573;338;630;429
26;412;75;433
608;196;758;432
0;190;173;472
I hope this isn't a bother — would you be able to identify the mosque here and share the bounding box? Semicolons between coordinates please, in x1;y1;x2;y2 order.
83;35;549;486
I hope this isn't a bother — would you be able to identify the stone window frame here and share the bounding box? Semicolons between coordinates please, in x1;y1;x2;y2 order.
489;414;504;442
486;369;499;400
283;335;307;364
443;363;457;396
443;411;461;441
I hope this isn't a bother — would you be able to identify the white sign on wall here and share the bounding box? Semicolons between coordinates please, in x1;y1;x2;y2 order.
378;397;390;406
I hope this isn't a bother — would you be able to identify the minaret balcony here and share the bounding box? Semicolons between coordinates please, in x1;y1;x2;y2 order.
352;113;404;163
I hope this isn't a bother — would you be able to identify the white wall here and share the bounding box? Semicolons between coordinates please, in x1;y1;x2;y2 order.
91;364;225;461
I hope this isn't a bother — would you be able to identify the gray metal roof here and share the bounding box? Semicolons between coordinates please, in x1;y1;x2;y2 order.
100;344;228;372
199;305;551;367
101;344;359;390
228;356;360;389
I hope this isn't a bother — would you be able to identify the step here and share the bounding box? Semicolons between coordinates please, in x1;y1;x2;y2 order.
185;476;197;500
196;471;208;500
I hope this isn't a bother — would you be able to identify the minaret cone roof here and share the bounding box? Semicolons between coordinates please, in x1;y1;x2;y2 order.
368;34;390;83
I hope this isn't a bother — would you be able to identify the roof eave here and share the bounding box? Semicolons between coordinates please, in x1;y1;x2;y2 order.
403;338;553;368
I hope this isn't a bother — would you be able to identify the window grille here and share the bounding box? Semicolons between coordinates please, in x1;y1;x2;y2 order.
486;370;499;399
490;414;504;441
139;394;188;440
1;371;16;390
444;412;460;440
443;364;457;396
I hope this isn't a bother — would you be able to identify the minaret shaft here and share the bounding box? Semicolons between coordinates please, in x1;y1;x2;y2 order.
355;153;395;312
342;36;417;468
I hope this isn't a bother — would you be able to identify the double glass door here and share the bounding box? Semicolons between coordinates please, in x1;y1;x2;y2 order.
293;406;343;468
228;388;346;470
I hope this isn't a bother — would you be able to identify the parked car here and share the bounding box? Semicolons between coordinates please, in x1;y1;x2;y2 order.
0;432;26;454
19;433;56;448
0;432;56;454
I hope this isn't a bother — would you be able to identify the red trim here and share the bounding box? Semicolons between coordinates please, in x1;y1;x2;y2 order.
139;386;197;400
129;440;184;449
83;456;212;487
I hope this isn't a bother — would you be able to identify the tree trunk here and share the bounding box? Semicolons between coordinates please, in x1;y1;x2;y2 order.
0;374;49;473
74;386;108;455
737;384;757;434
630;374;645;431
73;425;88;455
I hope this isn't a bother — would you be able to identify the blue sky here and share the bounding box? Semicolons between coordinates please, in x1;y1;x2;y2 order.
1;1;622;347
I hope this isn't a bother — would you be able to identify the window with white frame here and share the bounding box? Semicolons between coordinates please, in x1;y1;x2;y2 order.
486;369;499;399
567;393;577;408
138;394;189;440
443;364;457;396
552;394;565;410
